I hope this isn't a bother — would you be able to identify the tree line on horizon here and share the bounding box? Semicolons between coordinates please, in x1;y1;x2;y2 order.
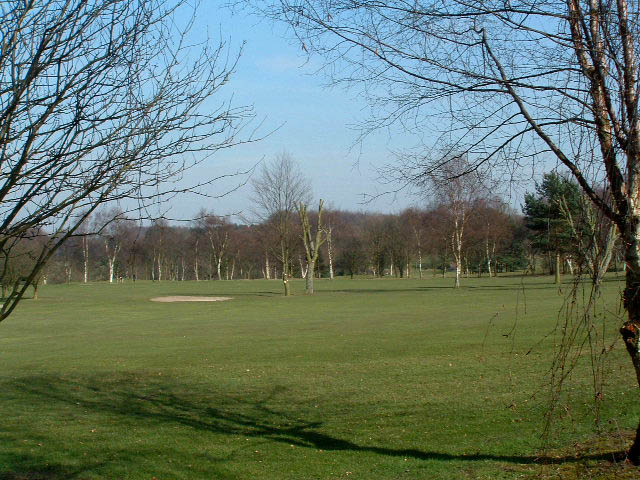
5;171;619;293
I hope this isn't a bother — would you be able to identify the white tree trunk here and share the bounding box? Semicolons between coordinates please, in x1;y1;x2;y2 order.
105;240;120;283
265;254;271;279
108;258;115;283
216;255;223;280
299;256;308;278
194;240;200;281
83;236;89;283
485;237;492;277
327;227;334;280
566;256;574;275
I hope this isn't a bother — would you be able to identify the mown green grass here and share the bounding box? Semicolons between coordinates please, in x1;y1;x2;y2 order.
0;274;638;479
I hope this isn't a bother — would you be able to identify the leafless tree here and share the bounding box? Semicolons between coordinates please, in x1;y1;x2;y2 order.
251;152;311;295
95;208;134;283
298;199;326;294
559;191;618;289
263;0;640;460
196;211;233;281
418;155;487;287
0;0;253;320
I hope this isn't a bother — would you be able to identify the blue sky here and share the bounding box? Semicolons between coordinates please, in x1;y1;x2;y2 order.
165;5;420;221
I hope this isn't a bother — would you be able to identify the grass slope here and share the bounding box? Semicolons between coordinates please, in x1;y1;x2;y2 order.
0;275;638;479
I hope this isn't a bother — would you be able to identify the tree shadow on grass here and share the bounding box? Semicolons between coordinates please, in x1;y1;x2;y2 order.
0;455;105;480
1;373;626;474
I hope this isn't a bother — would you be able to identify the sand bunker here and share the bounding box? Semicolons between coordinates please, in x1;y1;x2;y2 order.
150;296;232;303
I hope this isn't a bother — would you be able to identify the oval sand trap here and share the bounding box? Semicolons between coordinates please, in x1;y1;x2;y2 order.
150;296;232;302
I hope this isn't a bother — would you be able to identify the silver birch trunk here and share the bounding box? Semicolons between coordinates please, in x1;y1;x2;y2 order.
452;216;463;288
299;256;308;279
265;254;270;279
105;240;120;284
566;256;574;275
298;200;326;294
485;237;492;277
194;240;199;281
327;227;334;279
83;236;89;283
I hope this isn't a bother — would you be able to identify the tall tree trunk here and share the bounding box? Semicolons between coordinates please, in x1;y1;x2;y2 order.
105;241;119;284
108;258;115;283
265;254;271;279
194;240;199;281
406;254;410;279
327;227;334;280
305;260;315;294
298;200;326;294
491;241;498;277
452;229;462;288
281;242;290;296
83;236;89;283
566;256;574;275
554;251;561;285
621;222;640;463
486;237;492;277
299;255;307;278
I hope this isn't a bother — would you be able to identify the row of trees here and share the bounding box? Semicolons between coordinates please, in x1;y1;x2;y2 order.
19;163;614;296
28;200;523;288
